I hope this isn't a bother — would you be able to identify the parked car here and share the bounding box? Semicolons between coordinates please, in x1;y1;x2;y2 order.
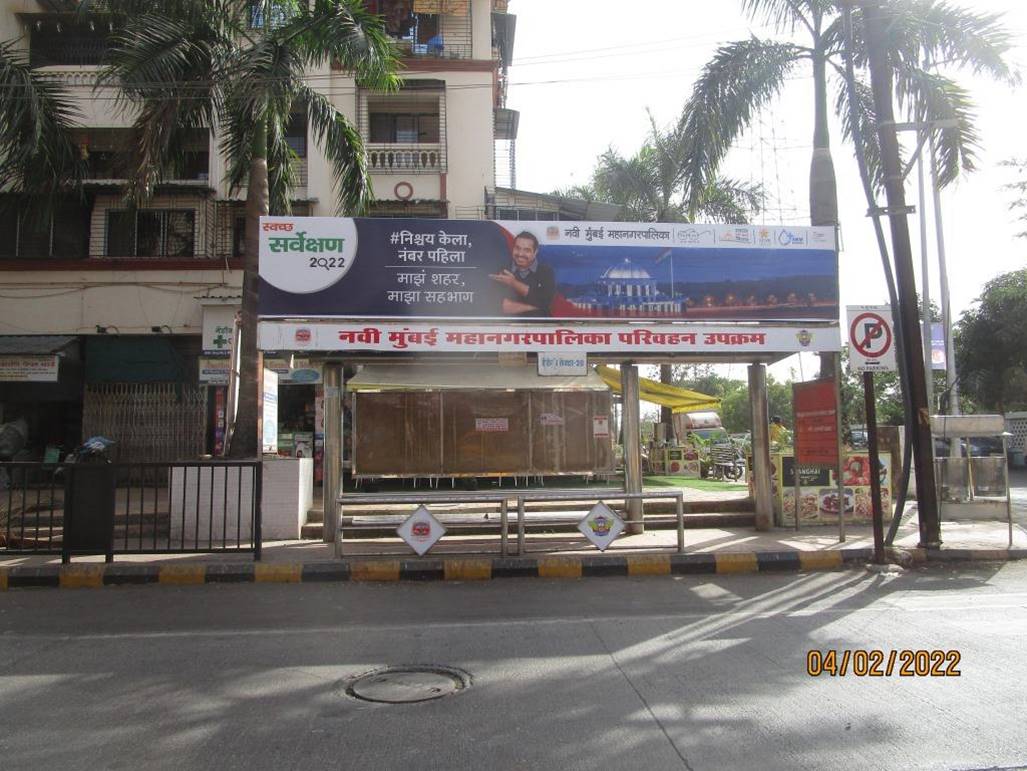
933;436;1005;457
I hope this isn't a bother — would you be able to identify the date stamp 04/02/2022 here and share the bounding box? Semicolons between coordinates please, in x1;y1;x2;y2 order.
806;649;961;677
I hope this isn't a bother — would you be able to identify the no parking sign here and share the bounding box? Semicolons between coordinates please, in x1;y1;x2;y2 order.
847;305;897;373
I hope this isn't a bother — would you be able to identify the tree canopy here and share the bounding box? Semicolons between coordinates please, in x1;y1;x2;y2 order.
557;114;762;224
955;268;1027;413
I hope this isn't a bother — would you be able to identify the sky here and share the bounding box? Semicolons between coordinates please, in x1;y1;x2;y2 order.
505;0;1027;382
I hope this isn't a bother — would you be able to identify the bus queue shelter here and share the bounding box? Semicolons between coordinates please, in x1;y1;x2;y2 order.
256;217;841;542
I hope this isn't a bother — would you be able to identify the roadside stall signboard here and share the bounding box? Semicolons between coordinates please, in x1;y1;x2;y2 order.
397;505;447;556
578;502;625;551
847;305;897;373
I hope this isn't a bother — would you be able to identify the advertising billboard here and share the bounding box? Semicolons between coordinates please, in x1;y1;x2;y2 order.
258;217;838;323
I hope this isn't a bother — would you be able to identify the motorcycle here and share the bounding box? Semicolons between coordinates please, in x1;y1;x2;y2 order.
709;441;746;482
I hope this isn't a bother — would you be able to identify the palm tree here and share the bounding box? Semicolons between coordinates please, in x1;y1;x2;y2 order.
101;0;399;457
0;41;84;211
568;113;762;225
567;114;763;424
678;0;1017;223
678;0;1016;379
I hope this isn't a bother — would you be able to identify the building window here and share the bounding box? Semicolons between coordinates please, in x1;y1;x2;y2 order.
0;199;90;259
369;112;440;144
106;210;196;258
285;112;307;157
248;3;290;29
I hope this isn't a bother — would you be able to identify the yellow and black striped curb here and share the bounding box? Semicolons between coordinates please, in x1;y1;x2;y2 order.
0;547;1023;590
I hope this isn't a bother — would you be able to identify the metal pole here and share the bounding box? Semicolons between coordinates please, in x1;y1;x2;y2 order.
517;495;525;555
792;385;801;532
864;372;885;563
322;363;343;545
253;462;263;561
748;364;774;530
835;358;846;543
675;492;684;553
917;151;934;410
928;133;960;420
621;363;644;535
500;499;508;557
864;1;940;548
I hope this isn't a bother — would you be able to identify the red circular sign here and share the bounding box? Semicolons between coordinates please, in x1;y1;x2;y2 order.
849;312;892;358
394;181;414;200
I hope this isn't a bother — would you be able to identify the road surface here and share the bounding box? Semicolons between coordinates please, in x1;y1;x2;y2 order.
1;563;1025;769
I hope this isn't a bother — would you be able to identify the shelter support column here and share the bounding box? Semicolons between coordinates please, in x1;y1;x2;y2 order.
748;364;773;531
621;363;644;535
323;363;343;544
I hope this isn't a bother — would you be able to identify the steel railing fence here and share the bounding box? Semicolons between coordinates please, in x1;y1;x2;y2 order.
335;489;686;558
0;460;262;561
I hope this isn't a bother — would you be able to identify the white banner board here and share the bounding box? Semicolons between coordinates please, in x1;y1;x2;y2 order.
0;355;59;382
538;351;588;376
261;368;279;454
258;321;840;355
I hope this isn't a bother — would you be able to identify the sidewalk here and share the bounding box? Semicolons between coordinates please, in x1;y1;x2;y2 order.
2;469;1023;587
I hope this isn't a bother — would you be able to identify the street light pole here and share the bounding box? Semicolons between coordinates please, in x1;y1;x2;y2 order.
863;0;940;548
917;150;934;412
928;133;961;421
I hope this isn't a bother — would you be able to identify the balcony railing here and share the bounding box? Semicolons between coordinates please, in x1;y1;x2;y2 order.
366;143;445;173
81;152;211;184
385;9;473;60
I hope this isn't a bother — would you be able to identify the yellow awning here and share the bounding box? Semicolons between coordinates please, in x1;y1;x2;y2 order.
594;365;721;414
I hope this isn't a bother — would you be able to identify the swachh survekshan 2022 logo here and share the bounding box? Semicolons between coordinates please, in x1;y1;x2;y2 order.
259;216;358;294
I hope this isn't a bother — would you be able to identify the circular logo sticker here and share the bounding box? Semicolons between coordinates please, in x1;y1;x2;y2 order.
260;217;358;294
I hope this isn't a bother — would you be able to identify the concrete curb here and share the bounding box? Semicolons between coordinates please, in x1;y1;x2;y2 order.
0;547;1023;590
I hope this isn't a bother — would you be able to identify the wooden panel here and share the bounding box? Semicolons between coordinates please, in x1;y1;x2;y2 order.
530;391;613;474
352;392;442;476
443;391;529;474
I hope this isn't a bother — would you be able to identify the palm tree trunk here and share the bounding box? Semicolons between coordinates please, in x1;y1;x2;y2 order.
810;45;840;379
660;364;673;430
229;119;270;458
809;46;838;228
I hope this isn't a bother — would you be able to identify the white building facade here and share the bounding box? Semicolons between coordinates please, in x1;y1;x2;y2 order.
0;0;517;460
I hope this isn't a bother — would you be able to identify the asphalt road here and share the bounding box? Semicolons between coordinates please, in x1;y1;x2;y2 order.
1;564;1026;770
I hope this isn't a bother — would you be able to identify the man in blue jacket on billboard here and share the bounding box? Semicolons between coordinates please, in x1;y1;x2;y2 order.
489;231;556;316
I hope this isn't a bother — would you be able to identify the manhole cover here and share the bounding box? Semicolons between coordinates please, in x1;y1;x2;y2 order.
347;666;470;704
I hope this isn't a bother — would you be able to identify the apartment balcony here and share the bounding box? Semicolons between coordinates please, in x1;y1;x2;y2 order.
366;143;446;173
366;1;473;60
24;13;112;68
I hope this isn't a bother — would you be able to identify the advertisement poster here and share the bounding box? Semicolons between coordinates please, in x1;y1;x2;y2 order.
773;452;892;525
258;218;838;323
793;378;839;467
261;369;279;455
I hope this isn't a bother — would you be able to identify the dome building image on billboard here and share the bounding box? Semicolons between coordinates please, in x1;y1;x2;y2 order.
570;258;682;317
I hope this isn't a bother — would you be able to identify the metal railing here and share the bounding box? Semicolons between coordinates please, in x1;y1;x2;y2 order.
335;489;686;558
0;460;262;561
366;143;445;173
